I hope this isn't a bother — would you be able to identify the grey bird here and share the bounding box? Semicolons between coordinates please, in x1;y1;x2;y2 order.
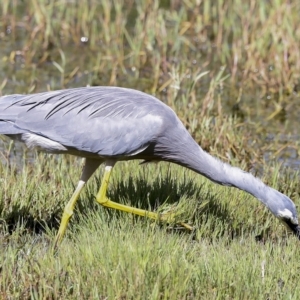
0;86;299;248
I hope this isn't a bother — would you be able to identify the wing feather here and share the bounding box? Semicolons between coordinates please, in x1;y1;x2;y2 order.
0;87;176;157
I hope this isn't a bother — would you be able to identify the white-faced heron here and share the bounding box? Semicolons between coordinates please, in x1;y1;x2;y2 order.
0;86;299;249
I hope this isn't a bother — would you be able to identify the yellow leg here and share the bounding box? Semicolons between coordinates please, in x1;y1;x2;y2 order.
96;162;193;230
53;180;85;251
53;158;101;251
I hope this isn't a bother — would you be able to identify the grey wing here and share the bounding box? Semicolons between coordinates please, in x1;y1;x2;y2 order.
0;87;166;156
0;94;27;134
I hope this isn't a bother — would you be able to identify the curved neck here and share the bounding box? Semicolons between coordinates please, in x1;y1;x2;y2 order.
156;130;296;224
154;126;275;207
173;143;269;202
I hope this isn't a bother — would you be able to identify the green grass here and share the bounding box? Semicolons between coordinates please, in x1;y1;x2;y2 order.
2;216;300;299
1;0;300;95
0;102;299;299
0;142;299;298
0;0;300;298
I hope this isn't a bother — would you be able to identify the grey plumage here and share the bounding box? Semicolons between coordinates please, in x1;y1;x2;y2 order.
0;86;299;239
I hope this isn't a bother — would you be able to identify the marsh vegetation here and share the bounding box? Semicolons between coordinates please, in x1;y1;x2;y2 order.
0;0;300;298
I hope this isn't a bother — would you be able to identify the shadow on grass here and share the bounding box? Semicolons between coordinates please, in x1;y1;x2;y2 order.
2;202;61;235
2;172;246;240
79;174;239;238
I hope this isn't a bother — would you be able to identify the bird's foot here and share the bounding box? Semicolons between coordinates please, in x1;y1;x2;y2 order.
157;207;193;231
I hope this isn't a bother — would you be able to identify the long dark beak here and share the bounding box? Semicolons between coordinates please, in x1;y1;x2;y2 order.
285;220;300;239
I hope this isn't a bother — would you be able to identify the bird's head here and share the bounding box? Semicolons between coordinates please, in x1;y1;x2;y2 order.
277;207;300;239
267;189;300;239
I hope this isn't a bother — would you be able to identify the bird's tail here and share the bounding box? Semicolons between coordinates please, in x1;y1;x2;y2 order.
0;94;26;135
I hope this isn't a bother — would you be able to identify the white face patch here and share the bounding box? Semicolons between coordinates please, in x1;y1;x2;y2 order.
278;209;298;224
